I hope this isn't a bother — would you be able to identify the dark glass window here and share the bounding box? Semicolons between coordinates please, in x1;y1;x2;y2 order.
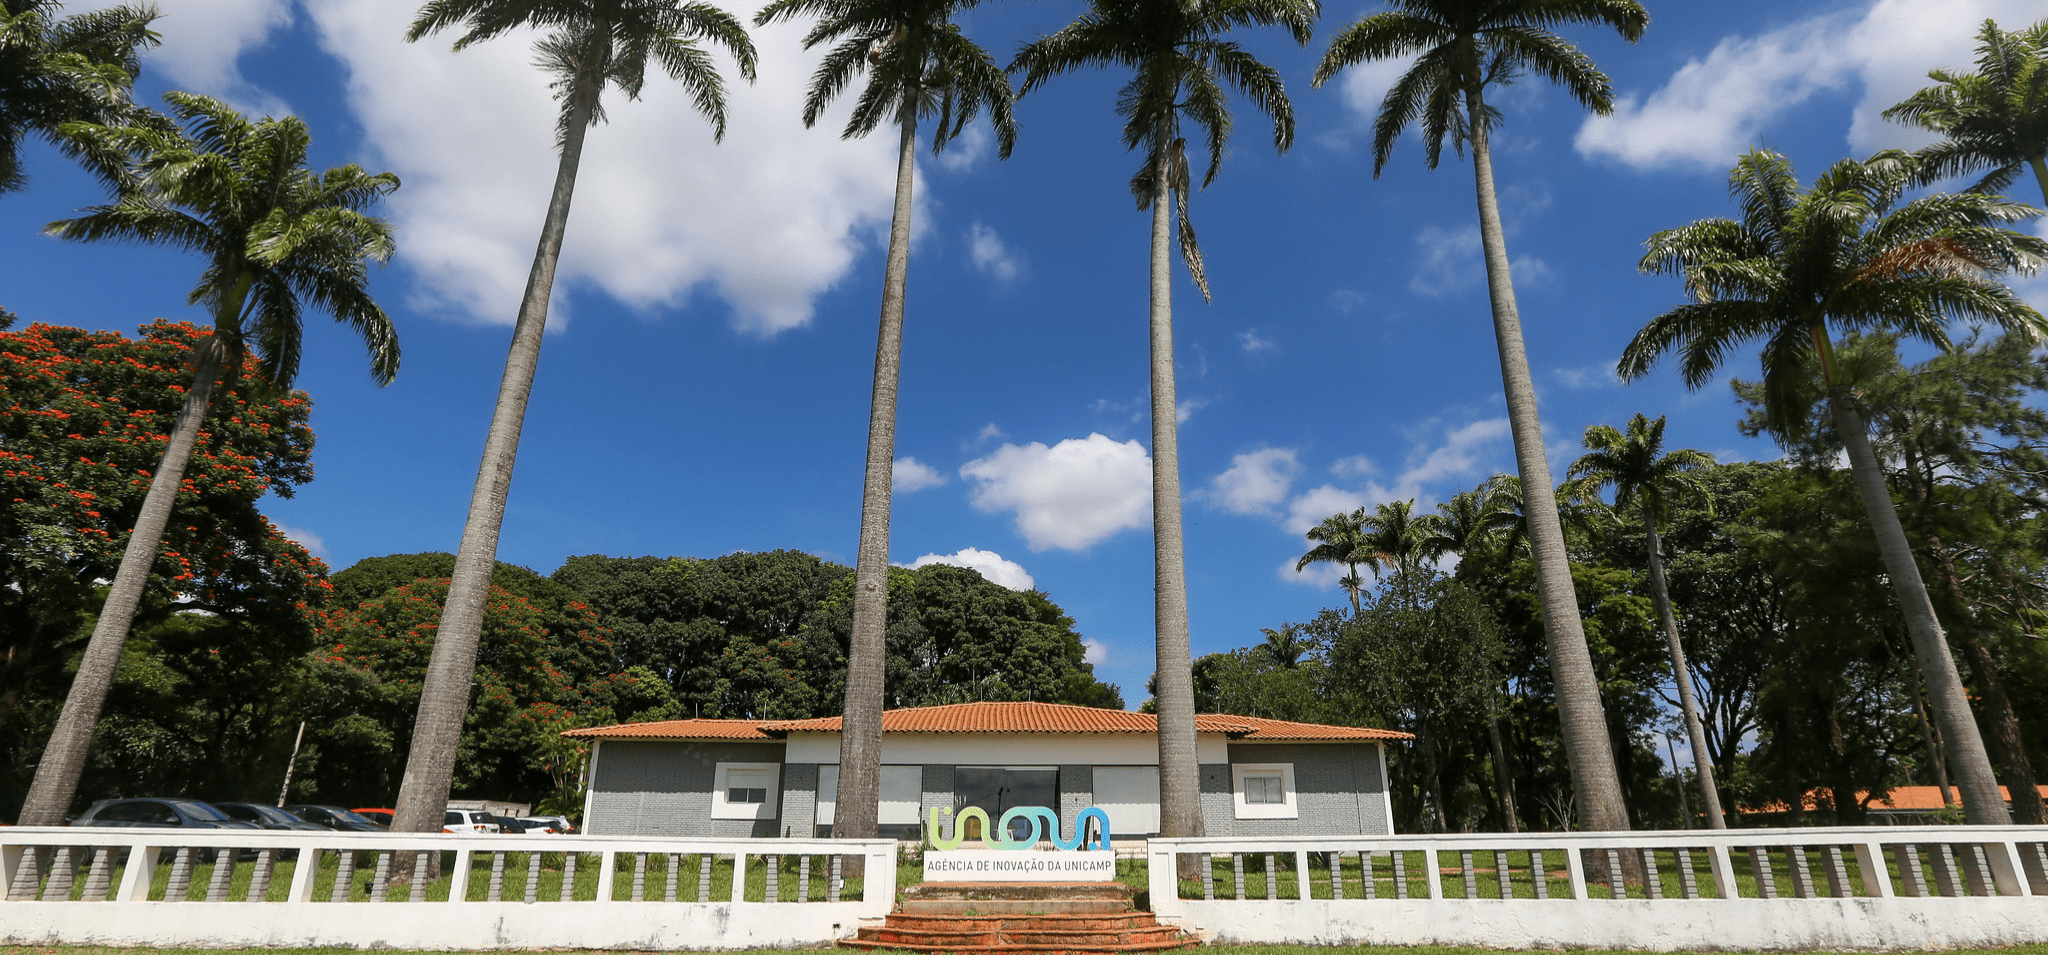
953;768;1059;842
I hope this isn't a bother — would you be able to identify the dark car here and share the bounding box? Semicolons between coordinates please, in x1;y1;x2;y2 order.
70;798;261;861
284;804;388;832
489;814;530;834
214;802;329;832
351;808;394;828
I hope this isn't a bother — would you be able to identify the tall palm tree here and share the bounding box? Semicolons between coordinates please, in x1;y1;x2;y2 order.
17;92;400;826
1619;148;2048;825
0;0;158;196
753;0;1014;848
1419;480;1519;566
1259;624;1310;667
1359;498;1432;579
396;0;755;837
1011;0;1316;847
1883;18;2048;204
1299;507;1371;613
1567;413;1726;828
1313;0;1646;835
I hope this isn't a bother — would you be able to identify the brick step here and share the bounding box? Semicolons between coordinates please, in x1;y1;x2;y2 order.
838;937;1197;954
884;914;1161;933
857;926;1185;946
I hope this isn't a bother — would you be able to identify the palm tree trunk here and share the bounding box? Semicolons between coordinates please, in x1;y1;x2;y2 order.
1485;710;1518;833
834;110;919;860
16;335;227;826
1926;538;2045;824
1149;152;1204;864
1644;522;1725;828
1826;386;2010;824
1345;563;1361;615
1903;646;1958;807
389;75;596;838
1464;84;1629;835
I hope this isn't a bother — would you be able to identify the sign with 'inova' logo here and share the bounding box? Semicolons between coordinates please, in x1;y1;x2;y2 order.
922;806;1117;882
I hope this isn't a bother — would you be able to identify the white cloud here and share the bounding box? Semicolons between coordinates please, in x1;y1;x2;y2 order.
968;221;1024;283
1556;361;1622;389
1338;54;1419;120
1409;224;1550;295
1238;329;1277;353
292;0;899;336
959;434;1152;551
77;0;295;117
1330;455;1375;479
1175;398;1207;424
273;521;328;559
1279;554;1349;589
934;122;990;173
892;456;947;493
1576;0;2046;172
1281;416;1513;533
1285;484;1371;536
1204;447;1301;516
899;547;1034;591
1081;637;1109;666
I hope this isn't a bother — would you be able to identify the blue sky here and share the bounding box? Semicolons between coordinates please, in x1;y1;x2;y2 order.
4;0;2045;708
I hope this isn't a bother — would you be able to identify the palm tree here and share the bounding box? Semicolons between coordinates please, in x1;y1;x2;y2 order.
1011;0;1315;847
753;0;1013;848
17;92;400;826
1883;18;2048;204
1312;0;1646;835
396;0;755;837
1418;480;1519;566
1259;624;1310;667
1567;413;1727;828
1359;498;1432;579
0;0;157;196
1299;507;1371;613
1619;148;2048;825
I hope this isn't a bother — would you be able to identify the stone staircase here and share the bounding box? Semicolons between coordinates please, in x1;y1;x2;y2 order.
840;882;1198;954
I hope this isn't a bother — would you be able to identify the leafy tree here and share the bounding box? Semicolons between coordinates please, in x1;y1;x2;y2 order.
1361;498;1432;580
1621;148;2048;824
19;94;399;826
1204;643;1327;723
1312;0;1647;836
0;0;157;195
304;575;656;808
1419;479;1520;567
397;0;757;838
1567;414;1726;827
1734;332;2048;823
1258;623;1311;668
1330;571;1505;832
1884;18;2048;204
1011;0;1315;847
1298;507;1371;613
754;0;1015;849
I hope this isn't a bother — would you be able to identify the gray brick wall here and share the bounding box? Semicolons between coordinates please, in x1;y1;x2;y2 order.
918;763;954;842
1199;742;1390;837
585;740;784;837
781;761;818;838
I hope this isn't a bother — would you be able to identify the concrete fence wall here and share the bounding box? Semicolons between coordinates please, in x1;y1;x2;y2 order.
1148;826;2048;950
0;828;895;950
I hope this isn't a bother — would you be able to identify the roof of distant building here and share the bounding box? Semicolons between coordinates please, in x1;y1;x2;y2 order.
561;700;1410;742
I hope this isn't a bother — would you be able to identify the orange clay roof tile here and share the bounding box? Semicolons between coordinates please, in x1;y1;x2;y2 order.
562;701;1410;742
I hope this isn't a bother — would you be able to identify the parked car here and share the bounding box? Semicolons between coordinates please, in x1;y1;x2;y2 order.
213;802;330;832
444;809;500;834
70;798;262;862
487;814;530;834
284;805;388;832
351;808;394;827
519;815;576;834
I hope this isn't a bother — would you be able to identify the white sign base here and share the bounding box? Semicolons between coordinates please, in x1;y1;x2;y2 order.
923;850;1117;882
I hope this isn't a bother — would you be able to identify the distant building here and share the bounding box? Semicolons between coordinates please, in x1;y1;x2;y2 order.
1740;784;2048;823
565;701;1408;840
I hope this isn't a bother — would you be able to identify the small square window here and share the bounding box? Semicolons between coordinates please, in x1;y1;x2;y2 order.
713;763;780;819
728;787;766;804
1243;775;1284;804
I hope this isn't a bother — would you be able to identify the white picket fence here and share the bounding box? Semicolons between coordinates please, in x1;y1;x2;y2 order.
1149;826;2048;950
0;827;895;950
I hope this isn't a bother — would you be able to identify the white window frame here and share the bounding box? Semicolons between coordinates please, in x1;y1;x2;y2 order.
815;765;924;826
1231;762;1297;819
712;762;781;820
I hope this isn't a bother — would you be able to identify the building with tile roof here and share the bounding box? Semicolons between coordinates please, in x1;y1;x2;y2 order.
565;701;1410;841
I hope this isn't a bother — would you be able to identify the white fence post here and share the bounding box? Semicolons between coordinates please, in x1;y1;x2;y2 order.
1149;841;1180;919
451;849;474;903
114;844;158;902
596;849;617;904
1988;841;2031;898
1423;849;1442;900
1856;843;1892;899
287;848;322;902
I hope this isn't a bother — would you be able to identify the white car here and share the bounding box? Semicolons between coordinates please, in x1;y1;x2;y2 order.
518;815;576;834
443;809;500;833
